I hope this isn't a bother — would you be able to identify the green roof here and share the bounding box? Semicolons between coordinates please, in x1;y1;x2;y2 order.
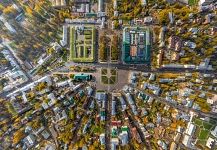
121;126;129;131
122;27;151;64
74;74;91;80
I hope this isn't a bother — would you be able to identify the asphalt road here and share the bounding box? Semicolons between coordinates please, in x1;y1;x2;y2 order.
62;62;217;75
1;61;217;120
122;92;150;149
105;93;111;150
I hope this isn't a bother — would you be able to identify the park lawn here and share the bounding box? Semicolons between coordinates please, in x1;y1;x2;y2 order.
197;139;206;146
70;27;75;61
101;76;109;84
203;122;213;130
101;69;107;75
110;76;117;84
72;57;94;62
92;125;105;133
188;0;198;5
111;69;117;75
194;118;203;126
199;129;209;140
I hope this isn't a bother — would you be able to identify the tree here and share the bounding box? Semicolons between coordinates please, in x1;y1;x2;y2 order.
99;35;107;61
6;102;17;116
13;130;25;145
3;6;16;15
36;82;47;91
111;35;119;61
58;123;73;144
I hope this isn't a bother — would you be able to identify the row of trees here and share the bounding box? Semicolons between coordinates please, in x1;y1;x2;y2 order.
117;0;143;20
99;35;107;61
111;35;119;61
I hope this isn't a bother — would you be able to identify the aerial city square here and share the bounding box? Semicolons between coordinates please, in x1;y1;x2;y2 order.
0;0;217;149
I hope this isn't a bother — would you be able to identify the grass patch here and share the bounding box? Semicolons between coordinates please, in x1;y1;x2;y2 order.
101;69;107;75
197;139;206;146
188;0;198;5
101;76;109;84
194;118;203;126
111;69;117;76
92;125;104;133
100;68;117;85
199;129;209;140
203;122;213;130
110;76;116;84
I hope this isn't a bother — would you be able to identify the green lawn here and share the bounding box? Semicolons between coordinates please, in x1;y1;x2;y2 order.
101;69;107;75
194;118;202;126
101;76;109;84
111;69;117;76
199;129;209;139
101;69;117;85
70;27;75;61
92;125;104;133
197;139;206;146
203;122;213;130
110;76;117;84
188;0;198;5
194;117;217;147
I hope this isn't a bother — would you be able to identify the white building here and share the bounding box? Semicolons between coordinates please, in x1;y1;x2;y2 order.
199;0;214;6
113;0;117;10
100;133;105;145
119;131;128;145
141;0;147;6
111;138;119;150
56;80;70;87
185;123;196;135
211;126;217;138
95;92;106;101
60;26;68;46
23;134;36;148
169;12;174;24
50;0;66;7
98;0;103;12
182;135;193;148
206;137;215;149
111;100;116;116
149;73;156;81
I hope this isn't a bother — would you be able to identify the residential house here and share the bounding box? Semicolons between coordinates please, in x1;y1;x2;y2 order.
149;73;156;81
182;135;194;148
111;100;116;116
157;140;167;150
169;12;174;24
50;0;66;7
169;36;182;52
111;138;119;150
199;0;214;6
60;26;68;46
159;27;167;47
23;134;36;148
211;126;217;138
100;133;105;145
206;137;215;149
119;131;128;145
170;142;177;150
98;0;104;12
